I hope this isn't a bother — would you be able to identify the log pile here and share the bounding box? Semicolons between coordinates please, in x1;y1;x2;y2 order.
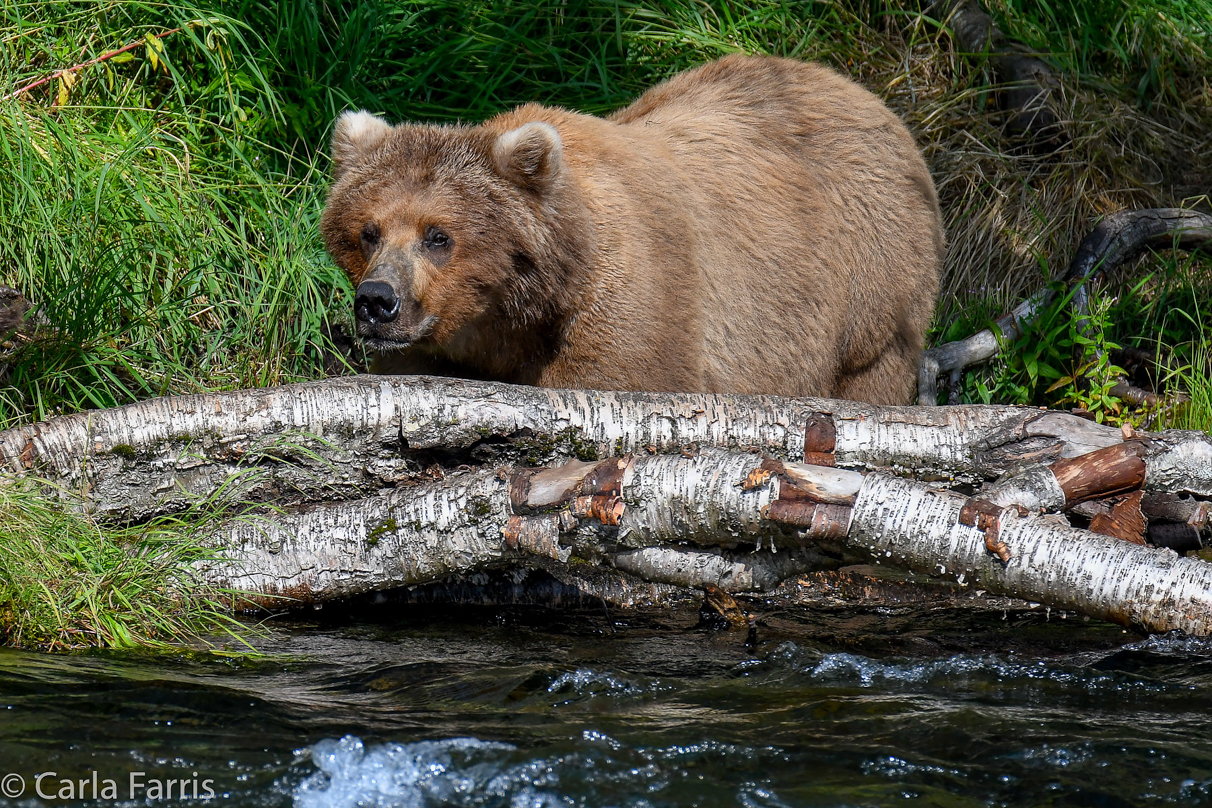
1;376;1209;634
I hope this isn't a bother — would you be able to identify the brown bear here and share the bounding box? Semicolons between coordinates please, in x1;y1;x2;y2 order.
321;55;943;404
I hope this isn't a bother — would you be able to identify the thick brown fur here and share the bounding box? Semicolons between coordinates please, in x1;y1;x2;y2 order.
321;55;944;404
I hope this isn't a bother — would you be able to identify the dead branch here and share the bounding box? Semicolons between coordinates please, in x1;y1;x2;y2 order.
1067;208;1212;330
919;208;1212;405
4;27;182;102
939;0;1067;151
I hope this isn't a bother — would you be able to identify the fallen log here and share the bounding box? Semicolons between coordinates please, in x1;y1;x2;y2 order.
210;451;848;604
3;377;1208;633
850;474;1212;635
8;375;1208;520
205;447;1212;634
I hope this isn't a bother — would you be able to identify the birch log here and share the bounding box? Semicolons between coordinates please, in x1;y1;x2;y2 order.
850;475;1212;635
203;448;1212;634
5;376;1206;520
212;467;516;603
2;375;1208;631
206;451;841;606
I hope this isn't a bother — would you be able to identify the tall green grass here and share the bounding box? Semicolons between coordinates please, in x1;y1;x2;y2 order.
987;0;1211;104
1148;284;1212;431
248;0;843;135
0;0;858;428
0;3;360;426
3;0;1209;430
0;479;246;651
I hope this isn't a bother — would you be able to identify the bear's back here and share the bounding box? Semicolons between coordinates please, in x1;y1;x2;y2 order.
600;55;942;402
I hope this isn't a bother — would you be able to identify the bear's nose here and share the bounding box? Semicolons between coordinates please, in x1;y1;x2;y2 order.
354;281;401;325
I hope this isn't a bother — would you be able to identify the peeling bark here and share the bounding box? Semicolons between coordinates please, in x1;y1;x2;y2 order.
849;474;1212;634
199;442;1212;635
2;377;1208;515
1087;491;1147;545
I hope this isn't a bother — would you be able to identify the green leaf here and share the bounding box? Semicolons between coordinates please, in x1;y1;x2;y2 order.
1037;363;1063;380
145;37;160;71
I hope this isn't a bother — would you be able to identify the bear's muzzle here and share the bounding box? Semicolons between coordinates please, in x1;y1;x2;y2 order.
354;281;400;325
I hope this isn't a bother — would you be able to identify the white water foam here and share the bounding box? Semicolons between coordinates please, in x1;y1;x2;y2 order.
805;650;1164;693
294;734;517;808
547;668;648;698
293;733;790;808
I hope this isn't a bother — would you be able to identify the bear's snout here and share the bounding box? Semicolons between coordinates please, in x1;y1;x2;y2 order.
354;281;401;325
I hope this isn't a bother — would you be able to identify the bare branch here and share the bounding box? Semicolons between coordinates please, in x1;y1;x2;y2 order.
919;208;1212;405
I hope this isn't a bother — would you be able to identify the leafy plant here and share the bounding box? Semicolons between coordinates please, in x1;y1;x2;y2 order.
1044;293;1131;424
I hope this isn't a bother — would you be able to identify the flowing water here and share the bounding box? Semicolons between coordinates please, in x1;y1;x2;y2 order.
2;596;1212;807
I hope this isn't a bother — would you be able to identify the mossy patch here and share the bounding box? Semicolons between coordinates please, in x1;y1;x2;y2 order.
366;517;398;548
467;497;494;518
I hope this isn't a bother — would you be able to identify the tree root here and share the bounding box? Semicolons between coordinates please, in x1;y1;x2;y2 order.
938;0;1067;152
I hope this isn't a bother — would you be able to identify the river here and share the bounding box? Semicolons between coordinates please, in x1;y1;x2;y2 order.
1;595;1211;807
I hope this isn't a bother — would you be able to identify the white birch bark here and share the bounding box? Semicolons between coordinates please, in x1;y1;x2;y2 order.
611;450;776;548
5;375;1193;521
1145;431;1212;498
207;468;515;605
0;377;831;518
196;446;1212;634
610;546;828;591
850;474;1212;634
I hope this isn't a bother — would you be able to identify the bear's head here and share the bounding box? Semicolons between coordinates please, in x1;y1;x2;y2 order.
320;109;589;375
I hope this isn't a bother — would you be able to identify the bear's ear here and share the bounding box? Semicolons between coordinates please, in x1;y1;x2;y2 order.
331;110;392;179
492;122;563;190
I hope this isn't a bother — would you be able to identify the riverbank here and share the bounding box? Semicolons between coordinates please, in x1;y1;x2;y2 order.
1;0;1210;650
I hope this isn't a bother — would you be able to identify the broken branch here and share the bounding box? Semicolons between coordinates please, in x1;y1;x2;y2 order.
4;27;182;102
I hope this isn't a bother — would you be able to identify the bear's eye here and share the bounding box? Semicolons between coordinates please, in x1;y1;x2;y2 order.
359;223;381;257
423;227;452;251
